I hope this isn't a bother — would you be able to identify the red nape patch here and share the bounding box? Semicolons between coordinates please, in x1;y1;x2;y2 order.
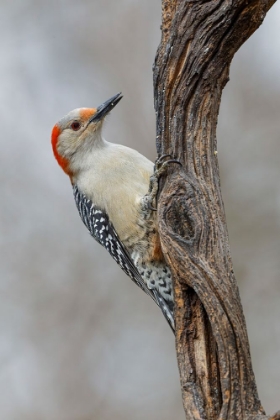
51;124;71;176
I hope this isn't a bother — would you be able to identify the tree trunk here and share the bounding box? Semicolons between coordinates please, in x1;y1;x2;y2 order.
153;1;279;419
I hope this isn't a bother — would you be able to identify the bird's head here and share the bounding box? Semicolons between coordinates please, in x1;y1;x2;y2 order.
51;92;122;177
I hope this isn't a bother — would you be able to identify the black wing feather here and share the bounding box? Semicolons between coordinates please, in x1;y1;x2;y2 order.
73;185;158;303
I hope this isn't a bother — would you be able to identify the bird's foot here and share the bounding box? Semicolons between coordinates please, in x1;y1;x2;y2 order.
142;154;181;212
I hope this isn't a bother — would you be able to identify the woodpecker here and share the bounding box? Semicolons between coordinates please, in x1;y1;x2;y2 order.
51;93;175;331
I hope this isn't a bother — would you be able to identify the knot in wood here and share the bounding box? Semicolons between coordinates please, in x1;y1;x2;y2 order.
165;195;195;241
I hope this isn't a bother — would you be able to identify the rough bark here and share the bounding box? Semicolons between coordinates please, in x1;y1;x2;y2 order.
153;1;279;419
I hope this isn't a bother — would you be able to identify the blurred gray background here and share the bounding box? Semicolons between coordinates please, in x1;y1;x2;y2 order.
0;1;279;419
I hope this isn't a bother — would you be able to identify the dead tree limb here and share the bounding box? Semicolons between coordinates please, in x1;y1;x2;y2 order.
153;1;279;419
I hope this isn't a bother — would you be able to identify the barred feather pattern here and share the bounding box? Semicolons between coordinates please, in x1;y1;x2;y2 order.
73;185;175;332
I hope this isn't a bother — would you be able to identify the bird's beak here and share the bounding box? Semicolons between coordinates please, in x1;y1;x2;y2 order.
89;93;123;124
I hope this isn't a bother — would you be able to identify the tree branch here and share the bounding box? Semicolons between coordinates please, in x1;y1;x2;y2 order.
153;1;279;419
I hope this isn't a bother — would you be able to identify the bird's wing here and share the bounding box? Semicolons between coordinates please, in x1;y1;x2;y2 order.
73;185;157;303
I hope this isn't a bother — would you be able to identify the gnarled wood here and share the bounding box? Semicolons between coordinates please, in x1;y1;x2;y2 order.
153;1;279;419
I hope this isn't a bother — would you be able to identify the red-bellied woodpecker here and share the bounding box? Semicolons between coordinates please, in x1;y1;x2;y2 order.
51;93;175;331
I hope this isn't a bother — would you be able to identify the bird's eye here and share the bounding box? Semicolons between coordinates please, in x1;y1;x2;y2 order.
71;121;81;131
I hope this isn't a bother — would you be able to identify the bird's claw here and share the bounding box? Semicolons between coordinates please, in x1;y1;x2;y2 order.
154;156;182;178
143;155;182;213
147;201;157;212
160;159;182;169
155;154;172;167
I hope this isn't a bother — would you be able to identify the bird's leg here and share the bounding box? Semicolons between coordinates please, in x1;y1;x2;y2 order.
141;155;181;212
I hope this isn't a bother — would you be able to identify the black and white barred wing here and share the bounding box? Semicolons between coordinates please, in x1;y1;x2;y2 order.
73;185;157;302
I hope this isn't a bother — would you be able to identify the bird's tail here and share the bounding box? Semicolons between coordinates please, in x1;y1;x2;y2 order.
153;291;175;333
